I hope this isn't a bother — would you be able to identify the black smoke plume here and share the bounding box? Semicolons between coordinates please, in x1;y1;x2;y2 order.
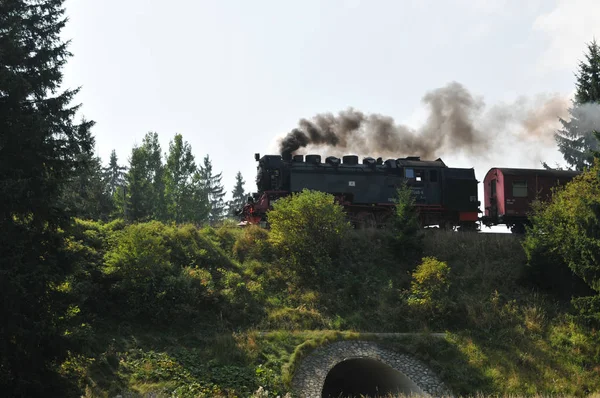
278;81;571;160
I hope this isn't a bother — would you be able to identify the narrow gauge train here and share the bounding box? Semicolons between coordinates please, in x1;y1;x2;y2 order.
481;167;581;233
240;153;481;230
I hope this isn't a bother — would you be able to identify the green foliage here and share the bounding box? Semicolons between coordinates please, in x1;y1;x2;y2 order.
199;154;227;225
228;171;247;218
391;183;424;259
101;221;242;324
232;225;274;263
267;189;351;282
407;257;452;316
524;161;600;323
0;0;97;395
124;132;167;222
555;39;600;170
164;133;209;224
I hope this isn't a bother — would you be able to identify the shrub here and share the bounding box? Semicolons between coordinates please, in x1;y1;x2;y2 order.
233;225;273;263
523;160;600;324
407;256;452;319
267;189;351;283
101;221;239;324
391;183;424;259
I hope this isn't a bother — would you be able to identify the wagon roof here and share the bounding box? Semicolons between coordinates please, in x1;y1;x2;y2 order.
495;168;581;178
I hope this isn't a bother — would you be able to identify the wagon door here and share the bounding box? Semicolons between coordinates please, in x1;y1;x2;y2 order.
489;178;498;220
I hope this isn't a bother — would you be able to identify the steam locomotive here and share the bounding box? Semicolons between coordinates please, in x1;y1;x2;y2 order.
238;152;582;233
240;153;481;230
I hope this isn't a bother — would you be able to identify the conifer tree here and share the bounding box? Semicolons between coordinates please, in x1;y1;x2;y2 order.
0;0;95;394
104;149;126;197
556;39;600;170
198;155;227;224
124;132;166;221
164;133;208;223
61;123;113;220
228;171;247;217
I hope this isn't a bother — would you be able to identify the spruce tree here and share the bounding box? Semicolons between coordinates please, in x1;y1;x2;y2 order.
104;149;127;219
125;144;153;222
164;133;209;223
61;122;113;220
123;132;166;222
556;39;600;170
198;154;227;224
104;149;126;197
228;171;247;217
0;0;95;394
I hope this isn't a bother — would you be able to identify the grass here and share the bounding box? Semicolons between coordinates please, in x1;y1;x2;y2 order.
61;221;600;397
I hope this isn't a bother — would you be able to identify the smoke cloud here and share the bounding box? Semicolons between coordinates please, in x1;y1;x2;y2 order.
277;81;572;160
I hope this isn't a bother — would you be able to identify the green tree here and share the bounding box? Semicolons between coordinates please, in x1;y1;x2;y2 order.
61;124;113;220
124;132;166;222
104;149;126;197
523;156;600;324
267;189;351;283
142;131;167;220
198;154;226;224
391;183;424;259
164;133;209;223
555;39;600;170
227;171;246;217
0;0;95;394
126;144;153;221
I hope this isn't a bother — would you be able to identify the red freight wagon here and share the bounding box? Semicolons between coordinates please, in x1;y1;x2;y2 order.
481;168;580;233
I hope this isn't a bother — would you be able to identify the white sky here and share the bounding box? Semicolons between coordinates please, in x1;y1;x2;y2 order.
60;0;600;222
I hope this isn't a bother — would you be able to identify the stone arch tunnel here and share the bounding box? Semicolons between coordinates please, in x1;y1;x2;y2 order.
291;340;451;398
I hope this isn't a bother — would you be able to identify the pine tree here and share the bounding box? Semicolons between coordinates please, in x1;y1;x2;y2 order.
198;155;227;224
164;133;209;223
103;149;127;219
124;132;166;222
227;171;247;217
0;1;95;394
61;122;113;220
125;144;153;222
556;39;600;170
104;149;126;197
142;132;167;220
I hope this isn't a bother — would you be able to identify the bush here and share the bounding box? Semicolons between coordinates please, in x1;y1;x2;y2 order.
233;225;273;263
391;184;423;259
523;160;600;324
101;221;238;324
267;189;351;283
407;256;452;320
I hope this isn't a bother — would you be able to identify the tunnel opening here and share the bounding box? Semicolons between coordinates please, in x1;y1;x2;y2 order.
321;357;426;398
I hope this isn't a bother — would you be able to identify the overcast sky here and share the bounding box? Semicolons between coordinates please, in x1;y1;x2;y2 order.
60;0;600;213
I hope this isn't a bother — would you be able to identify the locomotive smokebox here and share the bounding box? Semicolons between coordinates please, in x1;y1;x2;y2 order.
342;155;359;165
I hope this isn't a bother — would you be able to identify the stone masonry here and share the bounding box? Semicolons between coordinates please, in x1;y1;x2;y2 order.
291;340;453;397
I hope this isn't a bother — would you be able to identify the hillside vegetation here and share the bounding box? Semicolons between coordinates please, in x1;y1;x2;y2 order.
55;188;600;397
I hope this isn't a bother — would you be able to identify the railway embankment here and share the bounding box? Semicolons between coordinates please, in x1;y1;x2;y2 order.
60;203;600;397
